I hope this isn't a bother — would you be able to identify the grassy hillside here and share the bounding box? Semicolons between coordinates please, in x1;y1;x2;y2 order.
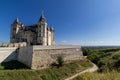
82;48;120;72
0;59;92;80
73;70;120;80
73;48;120;80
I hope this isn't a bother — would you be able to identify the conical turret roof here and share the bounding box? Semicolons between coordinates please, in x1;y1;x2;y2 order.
13;18;20;24
39;10;46;22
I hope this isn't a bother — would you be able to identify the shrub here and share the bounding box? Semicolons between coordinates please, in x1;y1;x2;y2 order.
82;48;90;56
57;56;64;67
114;60;120;70
112;54;120;60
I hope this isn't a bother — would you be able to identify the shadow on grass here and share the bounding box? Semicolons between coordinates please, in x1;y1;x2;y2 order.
0;60;29;70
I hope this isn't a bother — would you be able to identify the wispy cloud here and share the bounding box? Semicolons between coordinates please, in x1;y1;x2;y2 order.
61;40;67;43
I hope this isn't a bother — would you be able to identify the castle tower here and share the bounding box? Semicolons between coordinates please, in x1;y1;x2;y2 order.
50;27;55;45
37;11;48;45
10;18;21;43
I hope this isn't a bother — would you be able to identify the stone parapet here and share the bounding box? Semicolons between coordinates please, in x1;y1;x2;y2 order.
33;45;81;50
1;42;27;47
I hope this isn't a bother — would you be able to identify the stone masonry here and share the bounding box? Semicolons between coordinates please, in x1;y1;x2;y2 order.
18;45;83;70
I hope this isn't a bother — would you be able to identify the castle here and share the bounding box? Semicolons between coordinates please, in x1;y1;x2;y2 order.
0;11;83;70
10;12;54;46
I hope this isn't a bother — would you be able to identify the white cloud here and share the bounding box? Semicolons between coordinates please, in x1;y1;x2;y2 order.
61;40;67;43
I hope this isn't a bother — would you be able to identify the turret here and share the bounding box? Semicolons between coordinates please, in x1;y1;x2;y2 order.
50;26;54;31
13;18;19;24
50;26;55;45
37;11;47;45
10;18;21;43
38;10;46;22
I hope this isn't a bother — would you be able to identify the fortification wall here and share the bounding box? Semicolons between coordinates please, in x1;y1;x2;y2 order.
0;47;18;62
0;45;83;70
18;46;33;67
18;45;83;70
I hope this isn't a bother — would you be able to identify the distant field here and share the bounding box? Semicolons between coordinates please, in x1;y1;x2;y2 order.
82;46;120;50
0;59;92;80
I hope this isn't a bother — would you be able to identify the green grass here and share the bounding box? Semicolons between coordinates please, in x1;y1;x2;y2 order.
85;48;120;72
73;70;120;80
0;59;93;80
75;48;120;80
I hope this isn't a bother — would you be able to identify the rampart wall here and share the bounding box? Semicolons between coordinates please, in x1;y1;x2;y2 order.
0;45;83;70
18;45;83;69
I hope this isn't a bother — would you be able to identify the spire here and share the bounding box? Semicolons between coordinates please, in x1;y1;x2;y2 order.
16;18;19;22
50;26;54;31
41;10;45;18
13;18;20;24
39;10;46;22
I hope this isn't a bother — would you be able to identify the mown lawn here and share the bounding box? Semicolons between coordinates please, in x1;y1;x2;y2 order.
0;59;93;80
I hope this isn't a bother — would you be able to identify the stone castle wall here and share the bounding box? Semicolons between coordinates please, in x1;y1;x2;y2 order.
18;45;83;70
0;45;83;70
0;47;18;62
18;46;33;67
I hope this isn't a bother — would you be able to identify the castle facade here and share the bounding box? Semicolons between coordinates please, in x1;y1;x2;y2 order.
10;12;54;46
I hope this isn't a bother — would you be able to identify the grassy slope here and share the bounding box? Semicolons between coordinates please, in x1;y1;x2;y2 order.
73;71;120;80
73;48;120;80
0;59;93;80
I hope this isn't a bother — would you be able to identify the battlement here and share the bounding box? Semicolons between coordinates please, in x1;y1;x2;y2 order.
33;45;81;50
1;42;27;47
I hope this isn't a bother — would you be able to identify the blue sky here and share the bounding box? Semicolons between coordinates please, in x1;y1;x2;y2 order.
0;0;120;46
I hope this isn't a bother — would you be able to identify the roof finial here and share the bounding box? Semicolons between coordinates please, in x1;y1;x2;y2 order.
16;18;19;22
42;10;44;18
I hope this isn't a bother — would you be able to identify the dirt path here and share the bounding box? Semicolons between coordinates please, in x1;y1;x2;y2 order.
65;63;98;80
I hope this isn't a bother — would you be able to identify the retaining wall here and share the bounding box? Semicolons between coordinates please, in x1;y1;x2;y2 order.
18;45;83;70
0;45;83;70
